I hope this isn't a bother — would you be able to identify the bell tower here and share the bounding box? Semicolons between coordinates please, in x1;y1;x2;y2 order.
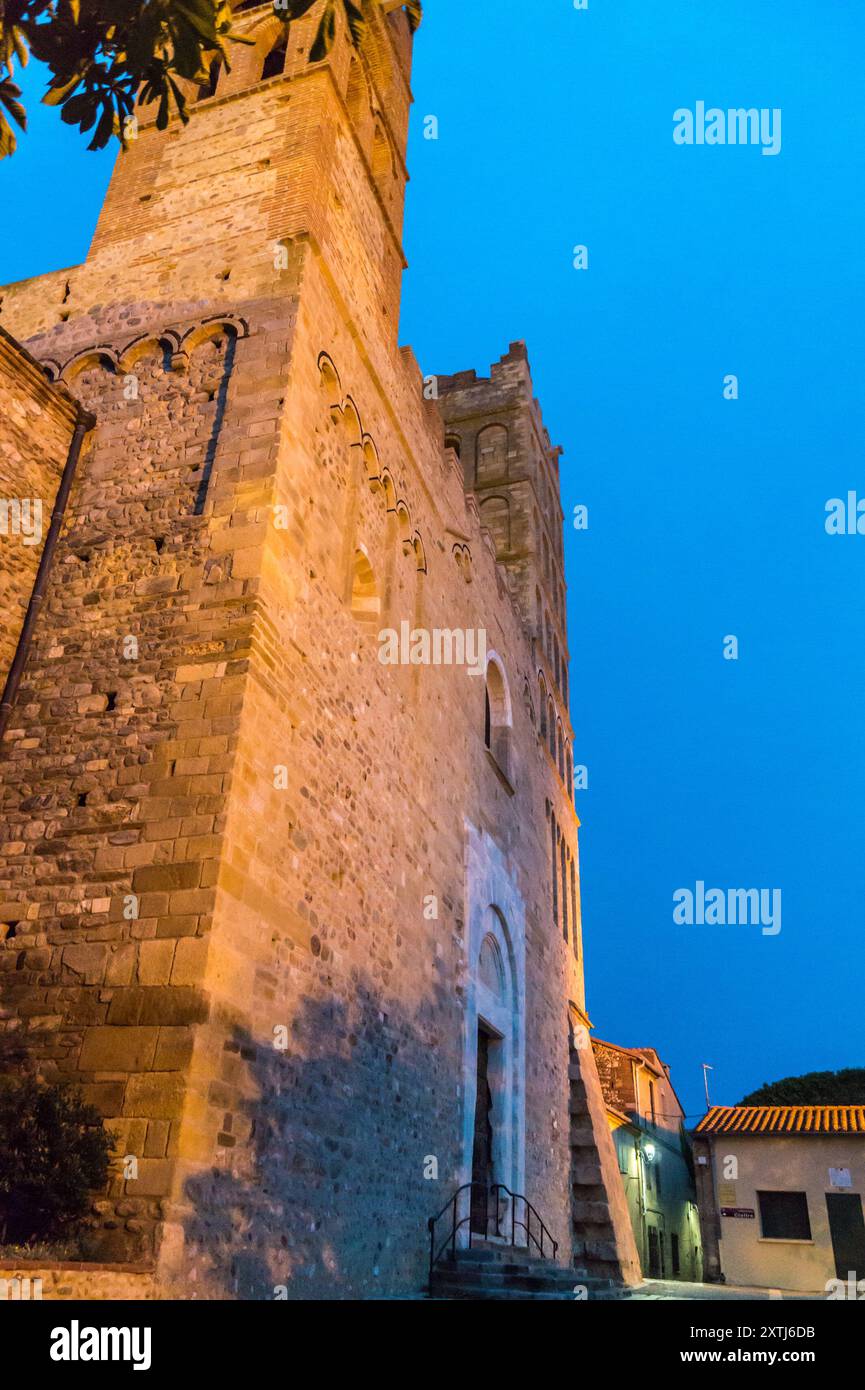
438;341;572;722
1;1;419;345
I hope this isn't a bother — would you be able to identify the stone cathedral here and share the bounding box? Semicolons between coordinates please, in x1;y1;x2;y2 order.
0;1;638;1298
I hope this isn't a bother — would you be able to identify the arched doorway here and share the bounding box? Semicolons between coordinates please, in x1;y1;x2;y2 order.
467;909;523;1238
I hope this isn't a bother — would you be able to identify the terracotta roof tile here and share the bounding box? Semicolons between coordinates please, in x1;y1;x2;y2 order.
695;1105;865;1136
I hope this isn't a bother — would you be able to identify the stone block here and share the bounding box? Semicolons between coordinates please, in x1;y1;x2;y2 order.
132;863;201;893
170;936;208;986
138;939;176;986
79;1027;160;1072
107;986;209;1027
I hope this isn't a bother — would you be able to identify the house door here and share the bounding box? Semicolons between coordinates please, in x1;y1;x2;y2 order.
826;1193;865;1280
471;1027;494;1235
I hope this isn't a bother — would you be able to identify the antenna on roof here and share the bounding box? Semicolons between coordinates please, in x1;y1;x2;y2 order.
702;1063;714;1112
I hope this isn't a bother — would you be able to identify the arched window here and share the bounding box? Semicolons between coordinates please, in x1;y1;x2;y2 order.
351;548;380;630
485;655;512;780
566;745;573;800
539;675;548;740
547;698;555;758
557;720;565;779
445;434;462;460
561;841;569;943
570;859;579;959
476;424;508;486
261;35;287;81
550;816;559;930
479;495;510;556
562;664;568;706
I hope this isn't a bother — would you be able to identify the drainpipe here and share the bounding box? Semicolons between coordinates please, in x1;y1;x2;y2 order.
0;405;95;744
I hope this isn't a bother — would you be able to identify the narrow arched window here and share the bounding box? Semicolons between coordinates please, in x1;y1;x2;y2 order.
479;494;510;557
539;675;548;740
550;817;559;930
561;841;569;943
485;657;513;781
262;35;287;81
476;424;508;486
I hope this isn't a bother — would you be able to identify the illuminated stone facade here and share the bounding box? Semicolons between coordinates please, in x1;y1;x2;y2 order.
0;2;638;1297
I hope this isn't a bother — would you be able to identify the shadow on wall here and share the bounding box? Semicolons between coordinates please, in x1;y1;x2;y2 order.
177;966;461;1300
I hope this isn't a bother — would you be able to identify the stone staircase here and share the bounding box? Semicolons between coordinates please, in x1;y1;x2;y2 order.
569;1055;642;1285
429;1240;633;1301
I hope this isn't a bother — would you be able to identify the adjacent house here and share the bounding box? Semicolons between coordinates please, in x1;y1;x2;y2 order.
693;1106;865;1294
593;1040;703;1282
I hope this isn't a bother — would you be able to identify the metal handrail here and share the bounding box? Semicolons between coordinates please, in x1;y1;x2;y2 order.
490;1183;559;1264
427;1182;559;1285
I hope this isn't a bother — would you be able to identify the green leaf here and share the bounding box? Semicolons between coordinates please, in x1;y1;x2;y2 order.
343;0;365;48
404;1;423;34
0;78;27;134
310;0;336;61
42;72;85;106
174;1;222;46
85;102;115;150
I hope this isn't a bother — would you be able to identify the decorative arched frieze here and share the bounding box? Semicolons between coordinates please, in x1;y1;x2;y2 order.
179;314;249;356
412;532;427;574
341;396;363;447
40;358;63;383
61;346;120;382
362;435;381;488
117;331;183;374
395;500;412;552
453;543;472;583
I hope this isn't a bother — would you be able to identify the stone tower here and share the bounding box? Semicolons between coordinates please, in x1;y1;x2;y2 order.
0;1;639;1297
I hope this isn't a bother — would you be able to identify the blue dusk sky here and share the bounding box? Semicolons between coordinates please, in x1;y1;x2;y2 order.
1;2;863;1120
